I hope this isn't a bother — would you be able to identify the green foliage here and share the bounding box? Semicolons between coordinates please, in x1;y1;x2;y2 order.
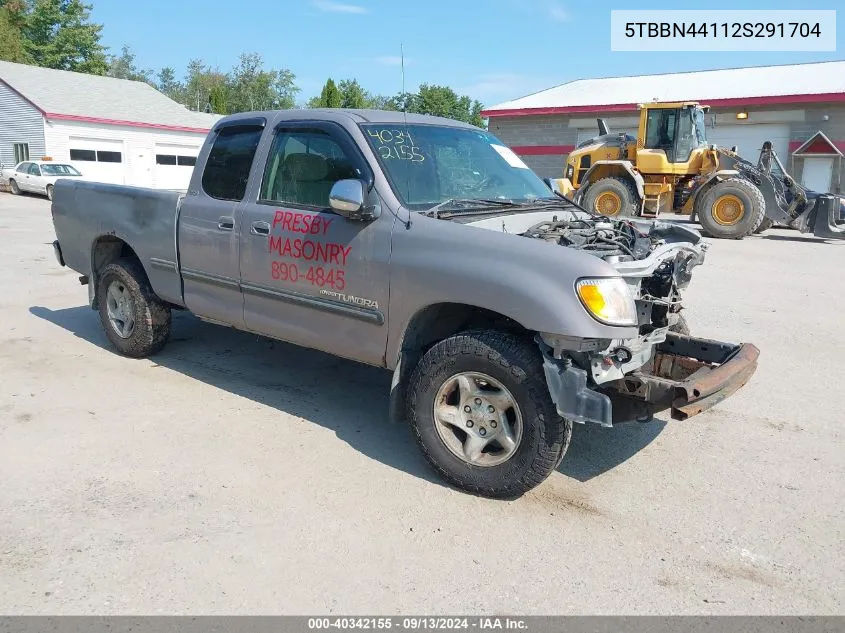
0;4;28;63
171;54;298;115
337;79;368;108
156;66;181;100
226;53;297;113
308;77;400;111
106;44;153;84
393;84;484;127
306;78;483;125
1;2;485;123
19;0;107;74
309;78;343;108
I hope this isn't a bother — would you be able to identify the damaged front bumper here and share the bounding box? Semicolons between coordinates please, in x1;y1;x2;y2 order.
542;332;760;426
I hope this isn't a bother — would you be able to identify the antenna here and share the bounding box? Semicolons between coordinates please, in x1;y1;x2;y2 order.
401;43;406;102
401;43;412;229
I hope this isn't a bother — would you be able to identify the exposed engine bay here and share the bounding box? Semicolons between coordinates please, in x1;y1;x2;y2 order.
462;208;708;390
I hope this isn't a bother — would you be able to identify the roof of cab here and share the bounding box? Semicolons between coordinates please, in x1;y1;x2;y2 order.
214;108;480;129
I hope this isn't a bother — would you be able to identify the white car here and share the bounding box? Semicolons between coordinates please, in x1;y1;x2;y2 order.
6;160;84;200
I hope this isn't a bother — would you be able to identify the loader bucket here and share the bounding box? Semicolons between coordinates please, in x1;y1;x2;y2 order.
812;195;845;239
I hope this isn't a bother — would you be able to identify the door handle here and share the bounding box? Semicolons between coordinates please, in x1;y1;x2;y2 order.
217;216;234;231
250;221;271;235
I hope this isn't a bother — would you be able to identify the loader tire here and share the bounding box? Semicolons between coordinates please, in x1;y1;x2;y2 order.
583;177;639;218
97;259;171;358
407;330;571;499
754;217;773;234
696;178;765;239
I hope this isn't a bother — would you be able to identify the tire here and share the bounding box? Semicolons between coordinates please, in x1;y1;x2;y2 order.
754;217;773;234
696;178;765;239
582;177;639;217
407;330;572;498
97;259;171;358
9;179;20;195
46;184;53;201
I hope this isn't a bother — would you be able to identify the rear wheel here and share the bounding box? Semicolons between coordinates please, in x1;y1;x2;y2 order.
407;330;571;498
696;178;765;239
9;179;20;195
583;177;639;217
46;184;54;201
97;259;172;358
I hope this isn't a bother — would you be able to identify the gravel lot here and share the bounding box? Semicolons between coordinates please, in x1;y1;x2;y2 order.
1;192;843;615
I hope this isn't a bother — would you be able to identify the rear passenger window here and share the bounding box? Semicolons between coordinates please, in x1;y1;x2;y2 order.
202;125;263;201
260;129;362;208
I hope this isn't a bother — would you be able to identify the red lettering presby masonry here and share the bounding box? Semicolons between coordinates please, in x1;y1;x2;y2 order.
272;210;333;235
268;236;352;266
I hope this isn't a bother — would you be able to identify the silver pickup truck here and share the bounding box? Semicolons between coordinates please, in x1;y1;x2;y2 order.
50;109;759;498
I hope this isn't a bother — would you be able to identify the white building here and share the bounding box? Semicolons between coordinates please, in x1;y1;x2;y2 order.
0;60;221;190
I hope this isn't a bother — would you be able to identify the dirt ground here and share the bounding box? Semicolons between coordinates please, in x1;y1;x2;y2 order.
1;192;842;615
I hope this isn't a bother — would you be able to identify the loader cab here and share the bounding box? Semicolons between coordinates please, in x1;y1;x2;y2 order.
636;102;709;174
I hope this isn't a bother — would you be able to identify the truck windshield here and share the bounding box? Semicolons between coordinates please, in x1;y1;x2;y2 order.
360;124;554;210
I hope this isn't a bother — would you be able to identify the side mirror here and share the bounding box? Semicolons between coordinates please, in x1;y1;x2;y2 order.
329;179;379;220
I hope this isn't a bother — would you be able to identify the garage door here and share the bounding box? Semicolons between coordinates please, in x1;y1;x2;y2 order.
154;144;199;190
68;137;126;185
705;124;790;164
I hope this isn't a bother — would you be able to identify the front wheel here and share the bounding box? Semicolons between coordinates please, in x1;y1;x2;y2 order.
696;178;765;239
97;259;172;358
46;184;54;201
9;179;20;195
407;330;572;498
582;177;639;217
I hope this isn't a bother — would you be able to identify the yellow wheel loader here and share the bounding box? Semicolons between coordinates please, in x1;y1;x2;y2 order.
552;102;845;240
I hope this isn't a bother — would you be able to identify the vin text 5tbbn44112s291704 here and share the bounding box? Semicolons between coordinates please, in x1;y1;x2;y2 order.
49;108;759;498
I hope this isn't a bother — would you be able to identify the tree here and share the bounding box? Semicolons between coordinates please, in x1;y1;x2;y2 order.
0;3;28;63
337;79;369;109
182;58;227;112
225;53;297;113
20;0;107;74
309;78;342;109
156;66;183;102
106;44;153;84
402;84;484;127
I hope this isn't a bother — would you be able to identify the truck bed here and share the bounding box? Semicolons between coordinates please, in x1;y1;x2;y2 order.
51;179;185;306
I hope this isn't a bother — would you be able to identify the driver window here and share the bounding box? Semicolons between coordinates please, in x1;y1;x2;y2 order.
261;130;361;208
644;109;677;161
29;164;42;176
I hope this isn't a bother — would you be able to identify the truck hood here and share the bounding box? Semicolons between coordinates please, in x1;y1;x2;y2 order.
461;208;705;271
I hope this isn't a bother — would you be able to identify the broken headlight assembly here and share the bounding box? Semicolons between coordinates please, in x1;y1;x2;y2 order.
575;277;638;327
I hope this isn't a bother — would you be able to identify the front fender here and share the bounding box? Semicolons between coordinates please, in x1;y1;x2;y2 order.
385;214;638;365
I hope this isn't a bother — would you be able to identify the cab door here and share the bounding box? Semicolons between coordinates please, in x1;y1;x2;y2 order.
238;121;393;367
177;119;265;327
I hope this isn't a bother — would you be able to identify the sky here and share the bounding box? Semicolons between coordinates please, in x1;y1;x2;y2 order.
90;0;844;107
